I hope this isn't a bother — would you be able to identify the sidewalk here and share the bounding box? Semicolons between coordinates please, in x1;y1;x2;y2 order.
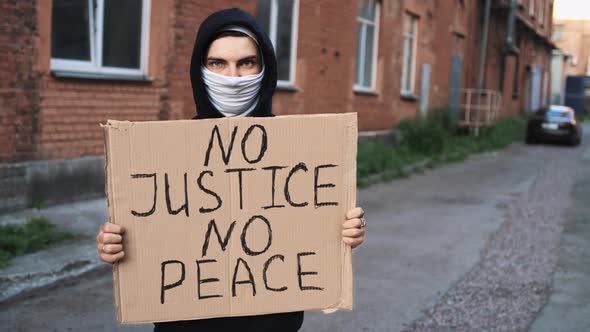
0;198;109;302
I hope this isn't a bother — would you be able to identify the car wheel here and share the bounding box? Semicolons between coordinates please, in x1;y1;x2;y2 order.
525;132;536;144
567;134;578;146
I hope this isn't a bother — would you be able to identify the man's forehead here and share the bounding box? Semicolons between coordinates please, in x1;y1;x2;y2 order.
206;36;259;58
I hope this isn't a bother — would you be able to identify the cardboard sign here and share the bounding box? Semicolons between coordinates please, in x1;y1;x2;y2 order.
103;113;357;324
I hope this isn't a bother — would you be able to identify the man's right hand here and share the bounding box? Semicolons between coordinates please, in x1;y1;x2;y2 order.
96;221;125;264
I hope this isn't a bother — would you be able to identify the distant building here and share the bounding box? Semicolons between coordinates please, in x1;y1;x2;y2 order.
552;19;590;76
0;0;555;211
550;49;570;105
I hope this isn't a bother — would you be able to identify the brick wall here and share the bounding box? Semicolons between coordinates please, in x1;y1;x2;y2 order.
553;19;590;76
31;0;176;161
1;0;557;164
0;2;557;162
0;0;41;162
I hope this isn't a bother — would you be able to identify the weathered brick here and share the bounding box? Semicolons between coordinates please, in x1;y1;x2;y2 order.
1;0;555;163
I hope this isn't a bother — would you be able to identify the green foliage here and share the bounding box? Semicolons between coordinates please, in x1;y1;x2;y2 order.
0;217;74;268
397;108;455;155
29;199;44;210
357;111;526;186
357;141;426;187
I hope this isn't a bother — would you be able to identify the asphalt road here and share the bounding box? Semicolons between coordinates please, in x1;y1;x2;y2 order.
1;126;589;332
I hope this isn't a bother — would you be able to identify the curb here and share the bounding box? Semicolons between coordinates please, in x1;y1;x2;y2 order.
362;159;431;187
0;241;108;304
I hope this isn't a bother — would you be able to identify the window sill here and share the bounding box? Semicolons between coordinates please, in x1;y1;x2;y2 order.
400;93;419;101
354;87;378;96
51;70;154;82
276;83;298;93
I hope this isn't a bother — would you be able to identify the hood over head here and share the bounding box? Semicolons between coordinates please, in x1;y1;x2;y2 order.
190;8;277;119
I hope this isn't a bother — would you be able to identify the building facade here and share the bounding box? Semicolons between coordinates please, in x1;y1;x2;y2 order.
552;19;590;77
0;0;555;211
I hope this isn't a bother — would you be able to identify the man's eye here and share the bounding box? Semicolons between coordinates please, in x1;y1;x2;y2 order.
241;60;256;67
208;61;223;68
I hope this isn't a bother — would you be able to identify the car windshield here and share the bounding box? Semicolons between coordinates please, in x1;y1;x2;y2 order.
547;107;573;120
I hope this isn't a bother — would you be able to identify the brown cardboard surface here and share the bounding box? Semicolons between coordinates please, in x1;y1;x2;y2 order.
103;113;357;323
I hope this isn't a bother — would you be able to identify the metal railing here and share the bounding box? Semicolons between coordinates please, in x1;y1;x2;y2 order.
457;89;502;128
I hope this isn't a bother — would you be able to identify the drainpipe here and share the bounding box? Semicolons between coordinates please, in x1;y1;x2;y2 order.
499;1;519;96
506;0;516;47
475;0;492;137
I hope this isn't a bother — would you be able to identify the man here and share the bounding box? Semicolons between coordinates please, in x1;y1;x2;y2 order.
96;8;366;331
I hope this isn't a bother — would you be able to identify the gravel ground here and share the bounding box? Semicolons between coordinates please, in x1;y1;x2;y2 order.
405;146;582;332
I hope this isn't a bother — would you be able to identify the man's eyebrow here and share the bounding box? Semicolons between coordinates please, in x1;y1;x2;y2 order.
238;55;258;62
206;57;226;62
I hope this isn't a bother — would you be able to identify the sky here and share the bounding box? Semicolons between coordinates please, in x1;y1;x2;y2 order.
553;0;590;20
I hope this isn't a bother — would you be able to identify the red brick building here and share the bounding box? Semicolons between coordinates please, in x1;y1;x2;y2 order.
0;0;555;211
552;19;590;76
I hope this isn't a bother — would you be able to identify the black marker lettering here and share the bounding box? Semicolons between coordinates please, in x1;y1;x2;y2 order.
297;252;323;291
164;173;189;217
196;259;222;300
284;163;309;207
241;124;268;164
225;168;256;210
197;170;222;213
204;125;238;166
262;166;287;210
263;254;287;292
130;173;157;217
160;260;185;304
240;215;272;256
202;219;237;257
314;164;339;207
231;257;256;297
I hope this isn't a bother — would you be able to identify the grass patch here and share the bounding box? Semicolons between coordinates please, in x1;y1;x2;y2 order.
357;109;526;187
0;217;74;268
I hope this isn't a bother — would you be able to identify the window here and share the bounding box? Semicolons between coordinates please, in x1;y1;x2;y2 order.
51;0;151;79
529;0;535;17
256;0;299;87
553;25;564;41
401;13;418;95
354;0;380;91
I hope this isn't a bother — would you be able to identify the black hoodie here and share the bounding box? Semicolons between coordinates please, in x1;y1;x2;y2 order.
153;8;303;332
189;7;277;119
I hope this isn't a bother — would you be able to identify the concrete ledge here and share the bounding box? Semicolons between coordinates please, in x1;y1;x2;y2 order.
0;198;109;303
0;156;105;213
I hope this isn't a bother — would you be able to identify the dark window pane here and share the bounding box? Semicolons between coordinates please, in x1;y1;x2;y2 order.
51;0;91;61
358;0;376;21
404;36;414;91
276;0;294;81
363;25;374;87
102;0;142;69
355;23;362;85
255;0;271;36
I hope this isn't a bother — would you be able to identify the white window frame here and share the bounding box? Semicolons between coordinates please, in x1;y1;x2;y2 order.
265;0;299;88
50;0;151;80
354;1;381;93
529;0;535;17
401;13;418;95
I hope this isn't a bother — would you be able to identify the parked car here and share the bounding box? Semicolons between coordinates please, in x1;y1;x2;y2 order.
526;105;583;146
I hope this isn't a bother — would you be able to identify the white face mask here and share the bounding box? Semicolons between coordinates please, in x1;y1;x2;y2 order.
201;66;264;117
